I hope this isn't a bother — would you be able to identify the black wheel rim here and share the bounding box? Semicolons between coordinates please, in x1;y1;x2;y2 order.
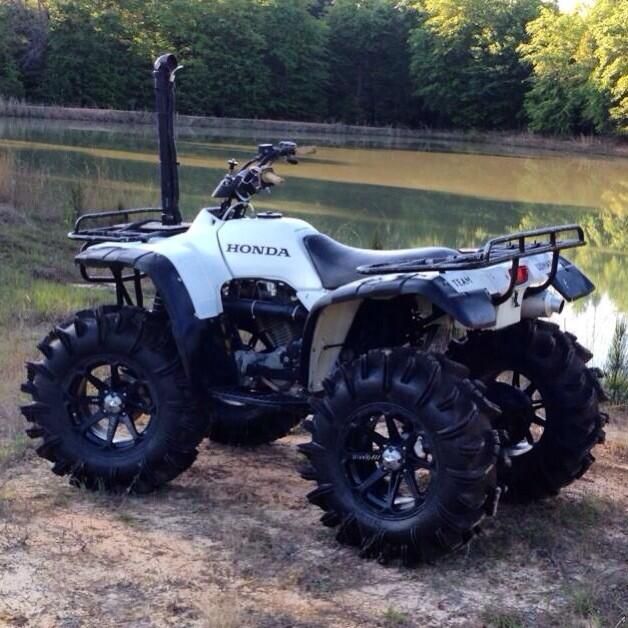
66;358;156;450
487;369;547;451
342;403;436;517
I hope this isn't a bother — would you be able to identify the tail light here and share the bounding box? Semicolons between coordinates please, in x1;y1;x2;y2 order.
509;265;529;285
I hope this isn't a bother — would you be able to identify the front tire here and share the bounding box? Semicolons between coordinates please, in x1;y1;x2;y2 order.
300;348;499;565
449;320;606;502
21;307;208;493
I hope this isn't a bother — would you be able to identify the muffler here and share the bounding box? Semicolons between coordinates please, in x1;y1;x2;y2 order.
521;291;565;318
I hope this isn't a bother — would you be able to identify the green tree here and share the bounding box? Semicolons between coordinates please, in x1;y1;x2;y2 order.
0;3;25;98
0;0;49;98
42;1;153;109
409;0;544;129
158;0;271;117
258;0;328;120
0;0;35;98
1;0;624;135
326;0;418;125
588;0;628;132
519;5;609;134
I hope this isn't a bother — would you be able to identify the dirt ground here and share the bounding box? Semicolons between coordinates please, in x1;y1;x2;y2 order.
0;419;627;628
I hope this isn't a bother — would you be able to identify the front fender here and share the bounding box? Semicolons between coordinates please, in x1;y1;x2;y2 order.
75;245;234;388
301;273;496;391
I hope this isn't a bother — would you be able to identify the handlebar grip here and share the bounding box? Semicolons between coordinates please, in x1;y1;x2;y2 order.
277;140;297;157
261;170;285;186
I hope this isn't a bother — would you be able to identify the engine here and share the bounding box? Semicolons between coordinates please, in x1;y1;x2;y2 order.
221;279;305;391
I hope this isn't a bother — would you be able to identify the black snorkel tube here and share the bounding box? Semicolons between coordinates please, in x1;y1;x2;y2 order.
153;53;183;226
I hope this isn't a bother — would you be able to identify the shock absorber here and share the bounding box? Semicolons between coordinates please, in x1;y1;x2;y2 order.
152;292;166;315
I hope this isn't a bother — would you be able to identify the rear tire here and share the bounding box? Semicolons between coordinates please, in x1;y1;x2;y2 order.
21;306;208;493
449;320;606;502
299;348;499;565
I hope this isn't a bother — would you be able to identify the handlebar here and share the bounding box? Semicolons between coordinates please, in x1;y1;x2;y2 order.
246;141;316;167
211;141;316;208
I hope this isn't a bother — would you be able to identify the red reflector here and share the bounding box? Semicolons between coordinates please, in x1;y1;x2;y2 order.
510;266;529;285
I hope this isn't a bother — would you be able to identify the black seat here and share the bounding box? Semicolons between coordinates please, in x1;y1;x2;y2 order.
303;234;458;289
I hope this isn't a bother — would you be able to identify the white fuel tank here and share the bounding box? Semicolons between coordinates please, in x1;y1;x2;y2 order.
217;215;325;306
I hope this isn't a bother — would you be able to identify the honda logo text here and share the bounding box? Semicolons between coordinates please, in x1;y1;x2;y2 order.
226;243;290;257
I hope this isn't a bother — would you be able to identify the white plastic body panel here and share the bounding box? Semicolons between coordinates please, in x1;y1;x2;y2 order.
85;210;557;336
308;300;361;391
85;210;232;318
84;211;327;319
217;216;322;286
440;252;554;329
217;215;326;307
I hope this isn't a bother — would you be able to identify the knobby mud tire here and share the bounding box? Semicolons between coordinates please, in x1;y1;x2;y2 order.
449;320;607;502
299;348;500;565
21;306;208;493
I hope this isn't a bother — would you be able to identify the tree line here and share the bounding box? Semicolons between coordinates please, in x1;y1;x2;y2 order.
0;0;626;135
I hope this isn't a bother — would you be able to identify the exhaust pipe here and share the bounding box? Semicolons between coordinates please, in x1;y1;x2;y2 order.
521;291;565;319
154;53;182;226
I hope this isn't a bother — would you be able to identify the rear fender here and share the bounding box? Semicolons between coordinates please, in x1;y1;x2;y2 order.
551;256;595;301
301;274;496;392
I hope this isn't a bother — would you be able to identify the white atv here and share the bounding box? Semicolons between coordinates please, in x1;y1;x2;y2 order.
21;55;607;564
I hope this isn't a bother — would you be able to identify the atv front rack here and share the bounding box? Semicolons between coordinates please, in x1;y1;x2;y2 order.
357;224;586;305
68;208;190;243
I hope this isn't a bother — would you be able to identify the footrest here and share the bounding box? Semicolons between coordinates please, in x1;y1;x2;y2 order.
210;388;308;411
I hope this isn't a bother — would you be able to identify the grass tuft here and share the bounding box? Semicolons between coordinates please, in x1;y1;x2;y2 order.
481;608;525;628
605;317;628;406
563;577;628;628
0;433;29;469
382;607;412;627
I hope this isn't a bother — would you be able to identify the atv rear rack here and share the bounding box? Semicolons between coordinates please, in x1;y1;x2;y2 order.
357;224;586;305
68;208;190;243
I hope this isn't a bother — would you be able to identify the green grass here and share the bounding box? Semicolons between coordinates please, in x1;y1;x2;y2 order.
0;152;113;464
562;579;628;628
382;607;412;627
0;150;112;324
569;586;598;619
0;432;28;468
0;272;110;327
481;609;524;628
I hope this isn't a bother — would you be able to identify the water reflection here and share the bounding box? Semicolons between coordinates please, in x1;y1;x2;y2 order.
1;118;626;364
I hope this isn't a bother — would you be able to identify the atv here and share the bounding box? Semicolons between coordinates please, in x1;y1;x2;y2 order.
21;55;607;565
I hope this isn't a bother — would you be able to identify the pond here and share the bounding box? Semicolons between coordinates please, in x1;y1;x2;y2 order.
1;117;626;365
